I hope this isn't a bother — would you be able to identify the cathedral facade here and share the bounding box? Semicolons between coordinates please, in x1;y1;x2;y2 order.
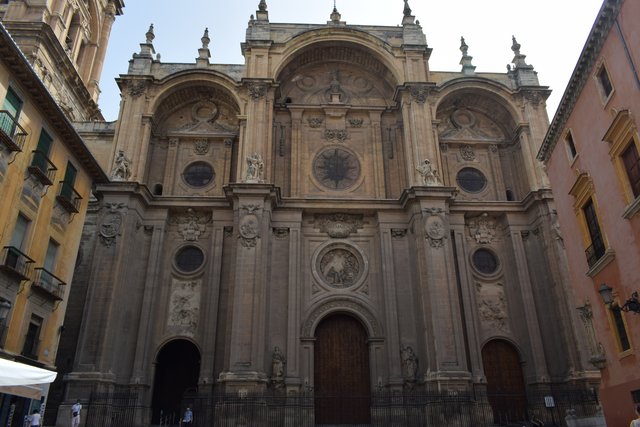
51;2;600;425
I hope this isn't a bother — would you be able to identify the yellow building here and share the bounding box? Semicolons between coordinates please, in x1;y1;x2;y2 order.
0;21;107;425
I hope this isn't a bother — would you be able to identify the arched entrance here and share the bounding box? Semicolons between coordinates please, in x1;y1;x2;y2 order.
151;340;200;424
481;339;528;423
314;313;371;424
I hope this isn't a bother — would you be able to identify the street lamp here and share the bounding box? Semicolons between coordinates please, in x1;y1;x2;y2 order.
598;283;640;313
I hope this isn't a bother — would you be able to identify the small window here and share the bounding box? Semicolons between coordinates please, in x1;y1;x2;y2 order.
583;198;606;267
10;214;31;251
456;167;487;193
506;189;516;201
621;141;640;198
631;389;640;404
183;162;214;187
153;184;163;196
43;239;59;272
597;66;613;99
175;246;204;273
565;130;577;160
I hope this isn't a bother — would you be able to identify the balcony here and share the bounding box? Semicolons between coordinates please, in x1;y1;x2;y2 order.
21;339;40;360
0;110;27;153
0;246;34;281
27;150;57;186
585;236;606;268
32;268;65;301
56;180;82;213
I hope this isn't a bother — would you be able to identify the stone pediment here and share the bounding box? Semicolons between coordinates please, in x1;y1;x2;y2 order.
438;107;505;142
171;119;237;137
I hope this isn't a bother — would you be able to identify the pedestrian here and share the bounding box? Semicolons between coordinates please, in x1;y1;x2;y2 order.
183;406;193;426
28;409;41;427
71;400;82;427
631;404;640;427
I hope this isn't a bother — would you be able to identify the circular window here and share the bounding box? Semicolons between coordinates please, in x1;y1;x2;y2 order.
312;147;361;190
456;167;487;193
183;162;214;187
472;248;499;275
175;246;205;273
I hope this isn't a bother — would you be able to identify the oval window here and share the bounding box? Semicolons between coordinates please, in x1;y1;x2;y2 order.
183;162;214;187
456;167;487;193
175;246;205;273
472;248;499;275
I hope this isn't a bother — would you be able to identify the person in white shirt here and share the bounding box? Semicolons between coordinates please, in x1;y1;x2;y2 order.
71;400;82;427
29;409;41;427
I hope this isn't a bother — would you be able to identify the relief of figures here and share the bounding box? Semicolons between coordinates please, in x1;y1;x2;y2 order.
319;249;360;288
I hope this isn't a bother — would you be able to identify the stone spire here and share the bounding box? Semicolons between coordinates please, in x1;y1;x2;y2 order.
508;35;538;86
459;36;476;75
196;28;211;67
402;0;415;25
329;0;345;25
137;23;155;58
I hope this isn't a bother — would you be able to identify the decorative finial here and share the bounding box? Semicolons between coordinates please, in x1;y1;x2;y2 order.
330;2;341;23
333;0;337;12
460;37;468;56
145;24;155;44
459;36;475;75
511;35;521;55
201;28;210;49
403;0;412;17
258;0;267;12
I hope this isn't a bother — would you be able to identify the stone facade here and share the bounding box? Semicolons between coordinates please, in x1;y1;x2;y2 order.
53;2;599;425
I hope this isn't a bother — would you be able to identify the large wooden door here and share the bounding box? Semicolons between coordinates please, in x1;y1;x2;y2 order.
482;340;528;423
314;314;371;424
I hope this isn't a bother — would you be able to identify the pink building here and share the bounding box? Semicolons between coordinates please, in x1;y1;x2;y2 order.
539;0;640;425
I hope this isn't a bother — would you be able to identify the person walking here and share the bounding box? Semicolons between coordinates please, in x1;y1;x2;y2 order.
631;404;640;427
183;406;193;426
28;409;41;427
71;400;82;427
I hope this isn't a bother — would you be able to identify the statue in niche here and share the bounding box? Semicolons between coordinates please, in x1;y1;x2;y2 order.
245;152;264;183
401;345;418;382
271;346;286;379
416;159;441;186
111;150;131;181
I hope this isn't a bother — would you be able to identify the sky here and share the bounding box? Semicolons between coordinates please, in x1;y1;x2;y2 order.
97;0;604;122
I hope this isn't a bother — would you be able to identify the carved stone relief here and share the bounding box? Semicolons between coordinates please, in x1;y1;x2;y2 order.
239;204;262;248
307;117;324;128
476;282;508;332
111;150;131;181
193;139;210;155
128;81;147;98
168;279;201;333
313;242;368;290
577;302;606;369
312;147;361;190
324;129;348;142
244;152;264;183
391;229;408;239
423;208;447;248
99;203;127;247
315;213;364;238
171;208;210;242
416;159;442;186
409;86;429;104
247;82;267;100
271;346;286;385
348;118;364;128
401;345;418;382
460;144;476;161
438;107;505;141
272;228;290;239
467;212;498;244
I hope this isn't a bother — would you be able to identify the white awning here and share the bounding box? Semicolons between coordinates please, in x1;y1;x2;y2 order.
0;358;57;386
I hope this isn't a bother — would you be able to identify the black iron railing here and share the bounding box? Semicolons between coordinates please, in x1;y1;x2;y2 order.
0;110;27;152
28;150;57;186
56;180;82;213
82;385;601;427
32;267;65;300
585;236;606;268
0;246;34;281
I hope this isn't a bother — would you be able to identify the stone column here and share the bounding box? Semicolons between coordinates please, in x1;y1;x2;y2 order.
369;111;385;198
284;213;303;392
509;229;550;382
219;184;280;391
410;188;470;388
240;80;274;182
289;109;303;197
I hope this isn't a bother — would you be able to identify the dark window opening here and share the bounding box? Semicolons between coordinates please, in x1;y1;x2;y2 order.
153;183;163;196
506;189;516;201
456;167;487;193
583;199;606;267
175;246;204;273
612;308;631;352
183;162;214;187
598;66;613;98
473;249;499;275
622;141;640;198
565;131;577;159
21;315;43;359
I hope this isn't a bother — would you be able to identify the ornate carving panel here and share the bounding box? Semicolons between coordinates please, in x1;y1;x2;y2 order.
314;213;364;238
168;279;201;334
312;147;361;190
313;243;367;290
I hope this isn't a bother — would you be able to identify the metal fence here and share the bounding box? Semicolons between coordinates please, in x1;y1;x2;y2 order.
85;384;600;427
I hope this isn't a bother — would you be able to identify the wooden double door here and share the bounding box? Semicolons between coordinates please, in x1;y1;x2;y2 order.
314;314;371;425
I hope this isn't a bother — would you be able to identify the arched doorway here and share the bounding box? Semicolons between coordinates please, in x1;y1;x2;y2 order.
314;313;371;424
151;340;200;424
481;339;528;424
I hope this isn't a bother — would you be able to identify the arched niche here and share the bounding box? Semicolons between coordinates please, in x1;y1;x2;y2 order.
435;88;529;201
145;84;240;196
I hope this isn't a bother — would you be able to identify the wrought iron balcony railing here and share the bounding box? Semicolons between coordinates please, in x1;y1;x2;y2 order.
0;246;34;281
585;236;606;268
27;150;57;186
56;180;82;213
32;267;65;301
0;110;27;152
